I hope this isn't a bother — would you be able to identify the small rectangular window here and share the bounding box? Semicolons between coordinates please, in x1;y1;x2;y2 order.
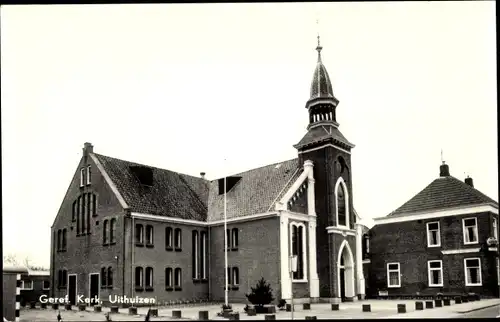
21;280;33;290
387;263;401;288
428;260;443;287
463;218;479;244
426;222;441;247
464;258;482;286
43;280;50;290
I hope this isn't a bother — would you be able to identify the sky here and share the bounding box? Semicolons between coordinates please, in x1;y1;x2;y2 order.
1;2;497;267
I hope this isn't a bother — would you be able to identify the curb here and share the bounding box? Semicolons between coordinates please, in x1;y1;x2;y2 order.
456;303;500;314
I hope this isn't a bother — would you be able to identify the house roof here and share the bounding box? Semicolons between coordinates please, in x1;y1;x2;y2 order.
94;153;300;222
387;176;498;218
207;158;300;222
94;154;209;221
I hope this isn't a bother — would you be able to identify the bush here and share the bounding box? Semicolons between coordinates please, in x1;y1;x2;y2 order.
245;277;275;307
278;299;286;310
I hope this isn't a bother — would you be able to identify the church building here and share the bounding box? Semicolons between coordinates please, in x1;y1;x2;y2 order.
50;38;371;306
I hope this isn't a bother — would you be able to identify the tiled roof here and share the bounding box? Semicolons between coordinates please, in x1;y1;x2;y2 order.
206;158;300;222
94;153;300;223
94;154;209;221
387;176;498;217
294;125;353;150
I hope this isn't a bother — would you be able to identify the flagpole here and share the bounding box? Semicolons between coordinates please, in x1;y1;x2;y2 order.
224;159;229;306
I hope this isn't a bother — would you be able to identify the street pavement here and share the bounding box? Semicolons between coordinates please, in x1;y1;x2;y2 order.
457;304;500;319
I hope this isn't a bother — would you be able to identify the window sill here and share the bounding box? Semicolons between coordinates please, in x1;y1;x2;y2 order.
429;284;444;287
465;283;482;287
101;286;108;289
174;248;182;252
292;279;308;284
107;286;114;289
165;287;174;291
135;243;144;247
231;286;239;291
464;241;479;245
193;279;201;284
201;279;208;284
231;247;238;251
135;287;144;292
174;287;182;291
92;214;98;217
166;246;173;251
103;243;109;246
387;285;401;288
427;244;441;248
145;287;154;292
109;241;116;246
145;244;154;248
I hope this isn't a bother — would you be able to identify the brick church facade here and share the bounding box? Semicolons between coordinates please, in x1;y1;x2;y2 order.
50;39;498;306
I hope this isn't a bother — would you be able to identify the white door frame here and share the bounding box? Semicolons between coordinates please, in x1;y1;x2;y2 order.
67;274;78;306
88;273;100;306
337;240;356;299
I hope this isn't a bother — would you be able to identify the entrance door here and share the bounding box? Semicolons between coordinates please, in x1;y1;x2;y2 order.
68;275;77;305
340;268;346;301
89;274;99;306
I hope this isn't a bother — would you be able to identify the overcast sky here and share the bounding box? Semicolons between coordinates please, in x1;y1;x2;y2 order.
1;2;497;267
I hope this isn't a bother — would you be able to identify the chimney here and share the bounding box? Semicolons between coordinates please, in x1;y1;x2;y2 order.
200;172;206;179
439;162;450;177
83;142;94;156
465;176;474;188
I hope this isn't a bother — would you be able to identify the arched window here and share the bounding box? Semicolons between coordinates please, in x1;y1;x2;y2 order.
57;230;62;251
145;267;153;288
110;218;116;244
107;267;113;287
101;267;107;287
135;267;143;287
63;270;67;287
76;196;81;234
165;268;173;288
146;225;154;246
92;194;97;216
62;229;67;251
231;228;239;249
174;228;182;249
232;267;239;286
201;231;207;280
226;229;231;250
165;227;173;249
135;224;144;245
72;201;77;222
86;193;91;234
290;222;306;280
174;268;182;289
103;220;109;245
80;195;86;233
192;231;199;279
335;178;349;228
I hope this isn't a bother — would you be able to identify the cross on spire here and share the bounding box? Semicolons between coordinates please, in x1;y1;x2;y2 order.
316;19;323;61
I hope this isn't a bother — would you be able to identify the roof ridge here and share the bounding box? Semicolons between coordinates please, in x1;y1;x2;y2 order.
215;157;298;180
94;153;202;179
448;175;498;205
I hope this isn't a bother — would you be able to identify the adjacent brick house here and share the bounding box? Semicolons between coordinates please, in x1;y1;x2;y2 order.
50;39;371;306
368;162;499;298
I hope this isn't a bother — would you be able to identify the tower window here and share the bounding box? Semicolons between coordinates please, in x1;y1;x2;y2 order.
336;179;348;228
86;166;91;185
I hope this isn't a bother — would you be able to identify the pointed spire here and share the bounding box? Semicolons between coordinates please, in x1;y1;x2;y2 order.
316;19;322;62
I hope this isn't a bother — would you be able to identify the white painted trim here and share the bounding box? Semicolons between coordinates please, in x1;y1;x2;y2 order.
493;217;498;240
201;232;207;279
496;258;500;286
362;259;371;264
337;240;356;298
210;212;278;225
334;177;350;229
307;121;339;131
279;211;291;300
290;221;308;282
193;231;199;280
277;166;311;211
285;210;313;222
462;217;479;245
88;273;100;306
268;167;301;212
298;143;352;155
67;274;77;305
386;262;401;288
489;247;498;252
427;260;443;287
464;257;482;286
441;248;480;255
426;221;441;248
89;154;129;209
326;226;356;236
374;204;498;225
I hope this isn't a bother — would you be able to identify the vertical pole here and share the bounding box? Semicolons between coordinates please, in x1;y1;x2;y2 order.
290;262;294;320
224;173;228;306
16;273;21;322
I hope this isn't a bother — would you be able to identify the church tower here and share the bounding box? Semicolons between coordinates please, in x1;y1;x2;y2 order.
294;37;360;302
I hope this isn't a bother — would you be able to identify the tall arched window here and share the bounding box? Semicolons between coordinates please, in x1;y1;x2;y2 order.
166;227;173;249
174;228;182;250
165;268;173;288
135;224;144;244
335;178;349;228
290;222;307;280
145;267;154;288
72;201;77;222
80;195;86;233
57;230;62;251
110;218;116;243
192;231;199;279
86;193;91;234
135;267;143;288
232;267;239;286
101;267;107;288
103;220;109;244
174;268;182;289
76;196;81;234
107;267;113;287
62;229;67;251
201;231;207;280
231;228;238;249
146;225;154;246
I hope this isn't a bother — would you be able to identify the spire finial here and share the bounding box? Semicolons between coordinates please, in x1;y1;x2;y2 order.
315;19;322;61
441;149;445;164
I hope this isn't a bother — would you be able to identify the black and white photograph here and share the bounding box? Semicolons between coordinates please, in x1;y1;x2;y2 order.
1;2;498;321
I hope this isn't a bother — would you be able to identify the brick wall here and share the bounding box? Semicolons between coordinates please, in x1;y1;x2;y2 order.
369;211;499;297
209;216;281;303
51;154;127;302
20;274;50;305
128;218;208;306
